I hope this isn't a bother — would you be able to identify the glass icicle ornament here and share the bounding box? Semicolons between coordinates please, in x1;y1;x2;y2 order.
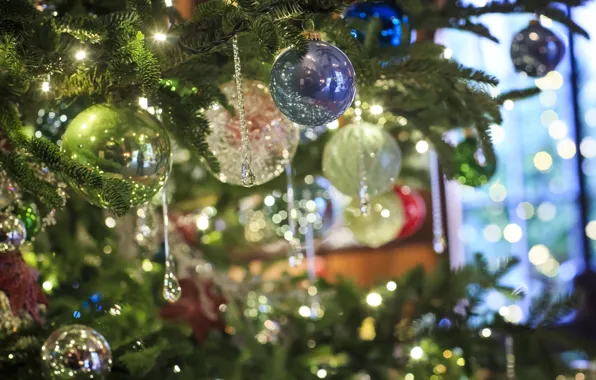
41;325;112;380
61;104;171;208
322;122;402;198
510;20;565;78
161;186;181;303
270;40;356;127
344;191;404;248
205;80;299;186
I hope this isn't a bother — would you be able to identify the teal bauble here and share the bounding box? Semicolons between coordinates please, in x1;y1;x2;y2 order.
322;122;401;197
344;191;404;248
62;104;171;208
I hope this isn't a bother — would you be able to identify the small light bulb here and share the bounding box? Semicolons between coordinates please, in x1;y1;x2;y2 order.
41;81;50;92
410;346;423;360
75;50;87;61
154;33;167;42
164;0;173;6
370;105;383;115
366;292;382;307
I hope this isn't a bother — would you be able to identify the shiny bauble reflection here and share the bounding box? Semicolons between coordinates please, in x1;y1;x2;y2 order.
0;215;26;250
205;80;299;186
510;21;565;78
322;122;401;197
62;104;171;208
41;325;112;380
453;136;496;187
16;202;41;240
270;41;356;126
344;1;411;47
344;191;404;248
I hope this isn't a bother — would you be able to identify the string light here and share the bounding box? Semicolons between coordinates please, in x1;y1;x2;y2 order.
410;346;423;360
41;81;50;92
154;32;167;42
386;281;397;291
370;105;383;115
415;140;429;153
164;0;173;6
75;50;87;61
366;292;382;307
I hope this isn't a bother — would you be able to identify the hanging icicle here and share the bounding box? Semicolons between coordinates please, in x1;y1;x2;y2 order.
162;186;181;303
232;35;255;187
429;149;446;253
354;94;370;215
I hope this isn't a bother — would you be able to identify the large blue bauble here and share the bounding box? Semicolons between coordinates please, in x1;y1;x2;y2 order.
344;2;411;47
510;21;565;78
270;40;356;127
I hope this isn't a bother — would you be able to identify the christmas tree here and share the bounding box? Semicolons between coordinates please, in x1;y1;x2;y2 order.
0;0;595;379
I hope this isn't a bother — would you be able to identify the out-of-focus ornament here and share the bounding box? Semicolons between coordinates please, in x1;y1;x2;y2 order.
344;2;411;47
270;40;356;126
510;20;565;78
344;191;404;248
61;104;171;208
244;180;334;245
0;215;26;250
393;186;426;239
322;122;401;197
453;136;496;187
205;80;299;186
133;204;158;252
16;202;41;240
41;325;112;380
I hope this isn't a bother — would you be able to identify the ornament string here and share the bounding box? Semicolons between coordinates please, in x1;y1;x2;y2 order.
505;334;515;380
232;35;255;187
161;186;181;303
429;148;446;253
354;94;370;215
285;163;303;267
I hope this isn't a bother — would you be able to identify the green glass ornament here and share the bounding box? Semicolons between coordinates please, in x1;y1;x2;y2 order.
344;191;404;248
16;203;41;240
41;325;112;380
62;104;171;208
322;122;401;197
453;137;496;187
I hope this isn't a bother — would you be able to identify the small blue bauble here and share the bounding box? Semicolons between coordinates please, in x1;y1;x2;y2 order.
510;21;565;78
270;40;356;127
344;2;411;47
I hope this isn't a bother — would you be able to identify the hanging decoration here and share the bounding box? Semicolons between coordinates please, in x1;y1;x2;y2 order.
0;215;26;251
429;149;446;253
394;186;426;239
270;39;356;127
161;186;181;303
299;124;328;144
510;20;565;78
243;180;333;246
16;202;41;241
453;136;497;187
344;191;404;248
61;104;171;208
205;80;299;186
322;122;401;198
133;203;158;253
344;1;411;47
41;325;112;380
284;163;303;267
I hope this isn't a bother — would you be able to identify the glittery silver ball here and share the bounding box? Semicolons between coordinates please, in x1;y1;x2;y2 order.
270;41;356;127
510;22;565;78
0;215;26;250
41;325;112;380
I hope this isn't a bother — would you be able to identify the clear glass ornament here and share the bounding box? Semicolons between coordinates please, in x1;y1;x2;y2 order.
41;325;112;380
510;21;565;78
61;104;171;208
322;122;401;197
344;191;404;248
205;80;299;186
270;40;356;126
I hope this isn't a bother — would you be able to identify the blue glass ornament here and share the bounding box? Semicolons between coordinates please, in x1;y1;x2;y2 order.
270;41;356;127
510;21;565;78
344;2;411;47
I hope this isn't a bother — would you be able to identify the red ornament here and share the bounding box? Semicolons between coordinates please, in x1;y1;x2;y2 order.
394;186;426;239
0;251;48;322
160;278;226;343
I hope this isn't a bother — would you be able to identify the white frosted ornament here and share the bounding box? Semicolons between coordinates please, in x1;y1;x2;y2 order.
205;80;299;186
344;191;404;248
322;122;401;197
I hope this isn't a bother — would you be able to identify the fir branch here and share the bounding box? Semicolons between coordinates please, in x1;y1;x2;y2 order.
497;87;542;103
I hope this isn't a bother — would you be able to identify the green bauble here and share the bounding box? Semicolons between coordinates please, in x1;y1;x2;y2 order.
453;137;496;187
344;192;404;248
62;104;171;208
16;203;41;240
322;122;401;197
